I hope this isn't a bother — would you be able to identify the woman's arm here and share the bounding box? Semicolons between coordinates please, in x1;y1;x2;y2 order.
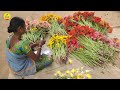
30;43;38;49
27;40;46;61
27;47;42;61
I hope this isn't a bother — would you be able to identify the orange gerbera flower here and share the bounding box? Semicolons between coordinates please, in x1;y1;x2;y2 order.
40;15;47;21
99;20;105;26
108;27;113;33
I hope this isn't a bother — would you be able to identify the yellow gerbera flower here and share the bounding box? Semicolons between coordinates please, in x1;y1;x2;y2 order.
86;74;92;79
30;27;37;31
54;16;58;20
56;71;61;76
71;68;76;73
69;73;74;78
66;70;70;74
77;74;84;79
76;75;81;79
68;59;73;64
57;15;62;20
48;14;54;17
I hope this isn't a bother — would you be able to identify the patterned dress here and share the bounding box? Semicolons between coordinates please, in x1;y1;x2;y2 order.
6;34;53;74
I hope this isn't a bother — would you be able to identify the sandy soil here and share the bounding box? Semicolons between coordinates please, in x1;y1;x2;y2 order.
0;11;120;79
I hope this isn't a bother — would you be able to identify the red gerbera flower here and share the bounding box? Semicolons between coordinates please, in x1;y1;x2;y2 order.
80;46;84;49
58;18;64;24
80;12;95;20
92;16;101;23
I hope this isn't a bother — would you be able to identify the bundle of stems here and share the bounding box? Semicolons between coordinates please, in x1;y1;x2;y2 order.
49;20;67;36
70;35;117;67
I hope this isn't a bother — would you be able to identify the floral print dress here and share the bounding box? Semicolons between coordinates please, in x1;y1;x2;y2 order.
6;36;53;72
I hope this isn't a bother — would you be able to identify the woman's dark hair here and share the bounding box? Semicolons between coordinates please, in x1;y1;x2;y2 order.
8;17;25;33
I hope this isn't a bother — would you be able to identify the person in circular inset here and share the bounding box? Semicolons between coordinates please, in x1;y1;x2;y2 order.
6;17;53;79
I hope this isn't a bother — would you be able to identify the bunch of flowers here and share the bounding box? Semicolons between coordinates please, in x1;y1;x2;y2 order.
110;38;120;49
63;15;78;33
21;30;46;43
70;35;117;67
40;14;67;36
77;12;112;34
54;67;92;79
40;14;62;23
68;25;95;37
48;20;67;35
47;34;69;63
25;16;51;31
66;37;80;52
64;21;115;66
62;11;113;35
89;31;120;49
40;14;68;63
62;19;117;66
22;17;51;43
66;25;95;52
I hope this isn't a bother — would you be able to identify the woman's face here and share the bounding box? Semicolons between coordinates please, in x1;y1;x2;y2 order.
19;24;26;35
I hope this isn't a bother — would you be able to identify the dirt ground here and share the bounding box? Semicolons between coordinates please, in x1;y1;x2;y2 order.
0;11;120;79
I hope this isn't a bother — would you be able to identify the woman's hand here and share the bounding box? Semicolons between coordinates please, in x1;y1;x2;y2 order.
27;40;46;61
38;40;46;47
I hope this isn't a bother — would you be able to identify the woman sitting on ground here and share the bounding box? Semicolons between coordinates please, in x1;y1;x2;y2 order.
6;17;53;78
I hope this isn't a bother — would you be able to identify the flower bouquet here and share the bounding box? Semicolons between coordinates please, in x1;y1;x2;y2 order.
40;14;69;63
40;14;67;35
70;35;117;67
63;11;112;35
65;23;117;67
40;14;61;24
22;17;51;44
48;20;67;36
47;34;69;63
